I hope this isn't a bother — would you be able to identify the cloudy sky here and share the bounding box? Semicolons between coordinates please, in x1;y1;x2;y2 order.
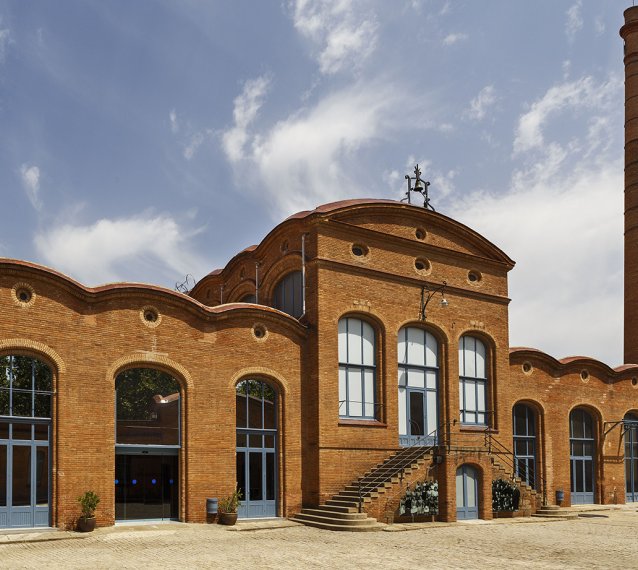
0;1;631;365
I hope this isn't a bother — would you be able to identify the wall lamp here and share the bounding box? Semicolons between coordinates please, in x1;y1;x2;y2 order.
420;281;448;321
403;164;435;211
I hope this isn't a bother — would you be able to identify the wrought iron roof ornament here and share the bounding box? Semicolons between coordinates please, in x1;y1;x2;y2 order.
402;164;435;211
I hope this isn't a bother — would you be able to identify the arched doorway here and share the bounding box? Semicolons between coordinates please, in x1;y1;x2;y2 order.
570;408;595;505
398;327;439;446
456;464;479;520
236;379;278;518
625;413;638;502
513;403;537;488
114;368;181;521
0;355;53;528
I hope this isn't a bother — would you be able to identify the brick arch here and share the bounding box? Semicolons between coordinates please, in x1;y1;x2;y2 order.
227;367;290;396
337;310;387;337
225;279;257;303
513;398;546;418
568;403;603;429
260;254;303;304
0;338;66;374
396;320;450;349
106;353;194;391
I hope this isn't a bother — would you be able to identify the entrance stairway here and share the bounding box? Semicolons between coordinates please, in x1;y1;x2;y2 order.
290;445;435;531
531;505;578;520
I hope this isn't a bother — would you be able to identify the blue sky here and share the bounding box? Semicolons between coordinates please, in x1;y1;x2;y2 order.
0;0;630;365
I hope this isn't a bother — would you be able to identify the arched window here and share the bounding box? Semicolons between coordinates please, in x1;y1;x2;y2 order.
570;408;595;504
115;368;181;446
459;336;487;425
338;317;376;419
272;271;303;318
398;327;438;446
513;404;536;488
240;294;256;303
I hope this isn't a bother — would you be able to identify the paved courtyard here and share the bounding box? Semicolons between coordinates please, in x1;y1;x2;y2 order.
2;507;637;569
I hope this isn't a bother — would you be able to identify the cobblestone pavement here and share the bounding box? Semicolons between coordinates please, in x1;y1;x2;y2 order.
2;508;638;569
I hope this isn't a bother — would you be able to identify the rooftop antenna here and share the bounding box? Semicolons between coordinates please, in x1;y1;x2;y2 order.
402;164;435;211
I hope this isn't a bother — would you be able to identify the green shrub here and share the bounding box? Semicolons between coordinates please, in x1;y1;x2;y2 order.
492;478;520;512
78;491;100;519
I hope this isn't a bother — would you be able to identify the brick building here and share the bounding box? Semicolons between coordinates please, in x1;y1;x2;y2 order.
0;6;637;531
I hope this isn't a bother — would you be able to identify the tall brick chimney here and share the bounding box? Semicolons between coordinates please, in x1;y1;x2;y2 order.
622;7;638;364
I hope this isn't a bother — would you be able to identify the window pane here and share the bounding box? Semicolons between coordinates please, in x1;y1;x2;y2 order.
34;394;51;419
34;361;52;392
264;435;275;449
263;385;276;429
409;392;424;435
12;445;31;506
426;371;436;390
464;342;476;378
476;381;486;412
398;329;407;365
363;369;374;417
266;452;275;501
475;339;486;378
339;367;347;414
12;392;32;417
406;328;424;366
348;369;362;417
249;434;262;448
249;452;263;501
0;389;9;416
236;433;246;447
236;452;246;499
398;388;407;434
398;369;407;388
12;357;33;390
338;319;348;362
465;380;476;412
0;445;5;507
13;423;32;440
571;412;584;439
456;469;464;507
0;422;8;438
36;446;48;507
361;322;374;366
584;461;593;492
425;331;438;367
408;368;425;389
0;358;10;389
426;391;437;436
348;320;362;365
583;413;593;439
466;470;477;507
34;423;49;441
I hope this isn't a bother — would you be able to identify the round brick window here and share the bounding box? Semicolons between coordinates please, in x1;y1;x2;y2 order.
415;227;426;240
632;377;638;388
468;271;482;284
580;369;590;382
522;362;533;374
11;283;36;308
140;306;162;328
351;244;369;258
252;324;268;341
414;257;431;275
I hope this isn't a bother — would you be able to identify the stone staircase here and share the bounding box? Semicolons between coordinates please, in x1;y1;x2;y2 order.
491;458;539;516
531;505;578;520
290;446;434;531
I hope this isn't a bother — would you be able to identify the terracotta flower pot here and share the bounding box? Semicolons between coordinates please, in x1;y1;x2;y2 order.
77;516;96;532
218;512;238;526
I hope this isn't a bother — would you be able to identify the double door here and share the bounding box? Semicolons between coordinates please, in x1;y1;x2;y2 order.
236;430;277;518
0;422;50;528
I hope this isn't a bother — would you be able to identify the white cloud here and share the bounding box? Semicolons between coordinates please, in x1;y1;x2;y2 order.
466;85;497;121
443;32;468;46
450;154;622;366
20;164;42;211
183;129;214;161
246;82;404;216
513;75;620;155
34;213;209;286
222;75;271;163
289;0;378;75
169;109;179;134
565;1;583;43
594;16;605;36
0;26;10;64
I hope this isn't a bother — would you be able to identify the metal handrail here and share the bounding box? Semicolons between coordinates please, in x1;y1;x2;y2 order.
484;429;548;506
355;425;445;512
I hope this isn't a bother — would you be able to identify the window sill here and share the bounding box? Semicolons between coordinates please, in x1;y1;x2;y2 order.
459;424;494;432
338;419;387;428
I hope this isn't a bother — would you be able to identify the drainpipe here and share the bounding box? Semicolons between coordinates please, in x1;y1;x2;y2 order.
255;262;260;304
301;233;307;319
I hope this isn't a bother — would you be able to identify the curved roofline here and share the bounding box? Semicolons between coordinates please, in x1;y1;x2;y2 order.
0;258;307;336
509;347;638;375
192;198;515;295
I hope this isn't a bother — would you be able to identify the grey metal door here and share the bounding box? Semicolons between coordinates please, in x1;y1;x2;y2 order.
456;465;479;520
570;409;595;505
625;415;638;502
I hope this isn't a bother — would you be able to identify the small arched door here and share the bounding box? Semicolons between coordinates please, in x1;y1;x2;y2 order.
456;465;479;520
236;379;278;518
570;408;595;505
625;413;638;503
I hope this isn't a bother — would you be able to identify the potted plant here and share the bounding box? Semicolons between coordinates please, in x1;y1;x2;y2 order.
492;478;520;518
218;486;242;526
77;490;100;532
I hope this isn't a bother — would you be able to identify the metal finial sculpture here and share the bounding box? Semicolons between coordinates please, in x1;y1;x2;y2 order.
402;164;435;211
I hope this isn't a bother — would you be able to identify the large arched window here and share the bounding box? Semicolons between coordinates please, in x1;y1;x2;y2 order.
398;327;438;446
115;368;181;446
338;317;376;419
625;412;638;503
459;336;487;425
272;271;303;318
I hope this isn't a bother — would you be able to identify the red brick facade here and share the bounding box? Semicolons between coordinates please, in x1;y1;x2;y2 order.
0;6;637;530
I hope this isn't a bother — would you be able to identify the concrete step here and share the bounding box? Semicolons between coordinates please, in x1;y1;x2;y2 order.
531;506;578;520
326;498;361;508
289;517;383;532
300;508;369;520
293;512;377;526
314;504;358;514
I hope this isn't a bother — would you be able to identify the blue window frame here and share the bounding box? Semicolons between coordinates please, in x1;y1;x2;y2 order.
398;327;439;446
570;408;595;505
513;403;536;489
459;336;488;425
625;413;638;502
338;317;376;420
